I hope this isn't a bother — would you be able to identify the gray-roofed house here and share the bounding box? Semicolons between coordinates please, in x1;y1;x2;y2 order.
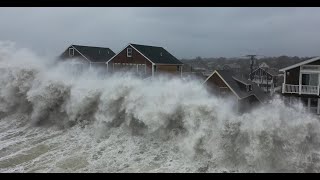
204;70;267;113
59;44;115;72
249;63;281;94
106;43;183;78
222;63;241;73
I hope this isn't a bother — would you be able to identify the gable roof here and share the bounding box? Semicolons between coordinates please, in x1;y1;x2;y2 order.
232;75;252;85
259;62;269;68
130;43;183;65
204;70;267;102
107;43;183;65
279;56;320;72
265;68;279;76
71;45;115;63
223;63;240;69
249;67;279;77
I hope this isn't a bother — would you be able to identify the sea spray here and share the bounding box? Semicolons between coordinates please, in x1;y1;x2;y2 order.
0;41;320;172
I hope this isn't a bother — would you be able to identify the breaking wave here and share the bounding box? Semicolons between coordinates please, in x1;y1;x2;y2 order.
0;41;320;172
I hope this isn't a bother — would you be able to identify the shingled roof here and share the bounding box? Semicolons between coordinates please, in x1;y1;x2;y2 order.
205;70;267;102
71;45;115;63
249;67;279;77
130;43;183;65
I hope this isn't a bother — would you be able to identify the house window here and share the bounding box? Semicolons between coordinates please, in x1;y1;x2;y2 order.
246;85;252;92
127;48;132;57
69;48;74;57
302;73;319;86
154;65;157;72
177;66;180;72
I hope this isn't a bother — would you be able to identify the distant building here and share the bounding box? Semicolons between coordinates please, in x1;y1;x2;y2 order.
249;63;280;94
182;72;208;82
259;62;269;68
203;70;267;113
280;56;320;114
106;43;183;78
222;63;241;73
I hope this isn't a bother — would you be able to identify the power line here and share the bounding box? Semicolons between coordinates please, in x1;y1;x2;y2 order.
246;55;257;80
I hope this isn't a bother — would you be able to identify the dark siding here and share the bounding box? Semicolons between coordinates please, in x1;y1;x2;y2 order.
110;47;150;64
309;59;320;65
284;59;320;85
109;46;152;76
110;46;182;76
155;65;182;76
205;73;234;97
285;66;300;85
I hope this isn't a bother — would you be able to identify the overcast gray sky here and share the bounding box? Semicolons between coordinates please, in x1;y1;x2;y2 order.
1;7;320;59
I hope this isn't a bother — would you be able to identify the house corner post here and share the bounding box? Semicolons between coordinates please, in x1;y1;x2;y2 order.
152;64;155;77
318;98;320;114
299;84;302;95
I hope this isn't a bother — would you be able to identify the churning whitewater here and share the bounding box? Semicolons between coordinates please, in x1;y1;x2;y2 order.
1;41;320;173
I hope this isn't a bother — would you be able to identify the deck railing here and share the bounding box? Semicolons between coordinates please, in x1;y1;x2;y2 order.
282;84;319;95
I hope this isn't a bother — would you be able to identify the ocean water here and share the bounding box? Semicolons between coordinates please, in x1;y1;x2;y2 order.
1;41;320;173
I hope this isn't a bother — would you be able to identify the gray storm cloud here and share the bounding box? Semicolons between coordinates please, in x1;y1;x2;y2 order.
0;7;320;59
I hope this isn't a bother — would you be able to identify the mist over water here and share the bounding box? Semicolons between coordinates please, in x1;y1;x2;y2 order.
1;41;320;173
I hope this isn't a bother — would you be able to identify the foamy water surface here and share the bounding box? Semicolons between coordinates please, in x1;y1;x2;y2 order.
1;41;320;173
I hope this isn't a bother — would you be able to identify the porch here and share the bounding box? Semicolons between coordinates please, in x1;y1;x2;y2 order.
282;84;320;95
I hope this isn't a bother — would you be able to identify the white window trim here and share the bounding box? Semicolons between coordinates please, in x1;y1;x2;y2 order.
300;72;320;86
127;48;132;57
69;48;74;57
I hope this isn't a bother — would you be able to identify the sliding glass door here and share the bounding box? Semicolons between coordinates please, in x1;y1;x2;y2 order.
302;73;319;86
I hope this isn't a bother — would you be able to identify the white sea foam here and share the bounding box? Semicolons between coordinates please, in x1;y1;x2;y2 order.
0;41;320;173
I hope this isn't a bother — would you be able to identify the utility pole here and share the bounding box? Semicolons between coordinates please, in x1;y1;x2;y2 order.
246;55;257;81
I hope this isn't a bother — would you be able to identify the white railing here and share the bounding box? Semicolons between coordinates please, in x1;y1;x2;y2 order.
252;78;273;84
301;85;319;94
283;84;299;93
282;83;319;95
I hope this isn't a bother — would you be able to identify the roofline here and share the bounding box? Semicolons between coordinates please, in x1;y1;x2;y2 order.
241;93;263;103
130;44;183;65
203;70;241;99
279;56;320;72
106;43;155;65
71;45;92;63
72;44;113;50
129;44;156;64
232;76;251;86
130;43;162;48
90;61;109;63
249;67;278;77
105;44;129;64
154;63;184;65
249;67;262;76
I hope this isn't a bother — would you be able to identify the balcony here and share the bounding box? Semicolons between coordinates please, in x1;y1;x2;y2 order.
252;79;273;85
282;84;319;95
